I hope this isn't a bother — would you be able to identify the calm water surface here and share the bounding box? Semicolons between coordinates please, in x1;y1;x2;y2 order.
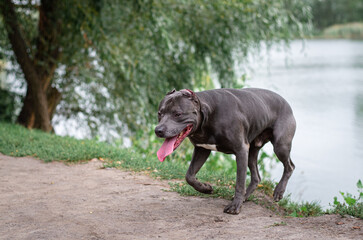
246;40;363;207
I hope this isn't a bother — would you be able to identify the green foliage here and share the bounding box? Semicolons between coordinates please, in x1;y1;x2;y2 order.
0;0;312;137
278;194;324;217
310;0;363;31
257;179;277;197
0;89;17;123
169;182;235;200
250;180;323;217
258;150;279;179
330;180;363;219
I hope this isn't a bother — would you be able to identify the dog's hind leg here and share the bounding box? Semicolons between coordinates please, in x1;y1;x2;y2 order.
271;116;296;201
186;147;212;194
272;143;295;201
244;146;261;201
245;129;272;201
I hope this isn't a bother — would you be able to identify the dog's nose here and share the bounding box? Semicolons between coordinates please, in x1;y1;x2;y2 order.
155;125;166;138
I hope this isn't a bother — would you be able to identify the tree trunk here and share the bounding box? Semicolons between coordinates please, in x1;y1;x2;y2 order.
17;87;35;128
33;87;62;129
1;0;52;132
19;86;62;130
1;0;62;132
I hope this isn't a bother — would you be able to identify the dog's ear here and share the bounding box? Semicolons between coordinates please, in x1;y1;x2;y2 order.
180;89;198;103
166;89;176;95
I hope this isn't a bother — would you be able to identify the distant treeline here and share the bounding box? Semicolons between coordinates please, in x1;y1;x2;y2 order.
311;0;363;30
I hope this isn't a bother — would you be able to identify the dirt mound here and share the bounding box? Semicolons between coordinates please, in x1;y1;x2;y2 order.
0;154;362;239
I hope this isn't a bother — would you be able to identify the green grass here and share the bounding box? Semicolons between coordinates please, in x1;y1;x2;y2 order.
0;121;336;218
0;121;233;183
0;121;132;163
328;180;363;219
278;194;324;217
330;202;363;219
0;122;189;180
169;182;235;200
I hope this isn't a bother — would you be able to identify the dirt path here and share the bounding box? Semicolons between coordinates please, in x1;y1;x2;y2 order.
0;154;362;240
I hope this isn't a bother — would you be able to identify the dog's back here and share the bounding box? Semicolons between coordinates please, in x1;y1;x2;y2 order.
195;88;295;142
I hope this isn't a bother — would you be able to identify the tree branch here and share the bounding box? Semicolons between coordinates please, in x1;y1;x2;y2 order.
1;0;36;75
34;0;62;91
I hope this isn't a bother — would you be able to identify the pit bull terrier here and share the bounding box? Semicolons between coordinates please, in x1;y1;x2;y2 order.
155;88;296;215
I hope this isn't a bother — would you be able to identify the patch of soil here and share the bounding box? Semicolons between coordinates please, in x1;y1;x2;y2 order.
0;154;362;240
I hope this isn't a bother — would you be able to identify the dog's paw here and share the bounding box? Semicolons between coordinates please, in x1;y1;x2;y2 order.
199;183;213;194
223;200;242;215
273;186;285;202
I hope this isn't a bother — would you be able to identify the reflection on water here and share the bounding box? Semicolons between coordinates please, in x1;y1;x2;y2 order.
246;40;363;207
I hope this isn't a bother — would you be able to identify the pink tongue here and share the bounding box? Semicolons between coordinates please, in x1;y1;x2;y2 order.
157;136;178;162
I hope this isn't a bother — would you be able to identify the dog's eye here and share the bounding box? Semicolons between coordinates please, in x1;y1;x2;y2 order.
158;111;163;119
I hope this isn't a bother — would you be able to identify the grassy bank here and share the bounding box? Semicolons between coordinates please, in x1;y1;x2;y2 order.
0;121;190;180
316;22;363;39
0;121;236;185
1;122;361;218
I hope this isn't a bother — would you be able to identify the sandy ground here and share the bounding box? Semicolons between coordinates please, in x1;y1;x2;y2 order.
0;154;362;240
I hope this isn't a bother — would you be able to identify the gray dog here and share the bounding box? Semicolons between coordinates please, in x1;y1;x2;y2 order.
155;88;296;214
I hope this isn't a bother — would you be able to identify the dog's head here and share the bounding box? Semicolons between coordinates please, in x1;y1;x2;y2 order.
155;89;201;162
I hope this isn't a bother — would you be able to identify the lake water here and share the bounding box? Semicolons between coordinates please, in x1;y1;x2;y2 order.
245;39;363;208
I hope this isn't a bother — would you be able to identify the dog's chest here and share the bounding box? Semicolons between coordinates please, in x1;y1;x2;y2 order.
195;144;218;151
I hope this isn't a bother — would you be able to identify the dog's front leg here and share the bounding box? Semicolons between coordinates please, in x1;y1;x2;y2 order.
224;144;249;214
185;147;213;194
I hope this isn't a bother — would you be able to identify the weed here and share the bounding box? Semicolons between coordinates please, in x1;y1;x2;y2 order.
278;194;324;217
257;180;276;197
329;180;363;219
268;221;287;227
169;182;235;200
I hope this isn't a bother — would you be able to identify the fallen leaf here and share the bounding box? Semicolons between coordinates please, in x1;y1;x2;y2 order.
352;226;360;230
99;157;104;161
336;222;344;225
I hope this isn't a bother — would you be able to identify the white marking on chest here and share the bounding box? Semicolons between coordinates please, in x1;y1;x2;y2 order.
196;144;218;151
